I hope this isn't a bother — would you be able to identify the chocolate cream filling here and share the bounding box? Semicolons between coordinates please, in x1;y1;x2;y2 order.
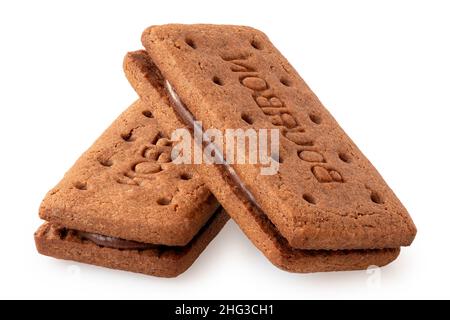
165;81;263;214
76;231;159;250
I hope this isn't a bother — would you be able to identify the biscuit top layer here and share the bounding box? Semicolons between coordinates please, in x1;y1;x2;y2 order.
39;100;218;246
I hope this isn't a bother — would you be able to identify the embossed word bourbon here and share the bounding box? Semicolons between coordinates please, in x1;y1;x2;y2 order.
224;54;344;184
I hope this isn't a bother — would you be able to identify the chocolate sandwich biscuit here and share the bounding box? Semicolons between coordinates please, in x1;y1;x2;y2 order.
124;48;402;273
137;24;417;251
35;100;229;277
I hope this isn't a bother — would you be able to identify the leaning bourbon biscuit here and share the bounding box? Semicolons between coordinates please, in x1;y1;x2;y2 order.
125;50;402;273
35;100;229;277
138;24;416;251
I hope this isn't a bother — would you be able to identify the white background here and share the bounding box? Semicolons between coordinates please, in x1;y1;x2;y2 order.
0;0;448;300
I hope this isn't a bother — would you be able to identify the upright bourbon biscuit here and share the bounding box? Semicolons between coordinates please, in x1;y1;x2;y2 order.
125;51;401;273
138;24;416;251
35;100;229;277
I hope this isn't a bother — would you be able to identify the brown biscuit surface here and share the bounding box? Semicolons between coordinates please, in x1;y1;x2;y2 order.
124;50;401;273
35;209;228;278
139;24;416;250
39;100;219;246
